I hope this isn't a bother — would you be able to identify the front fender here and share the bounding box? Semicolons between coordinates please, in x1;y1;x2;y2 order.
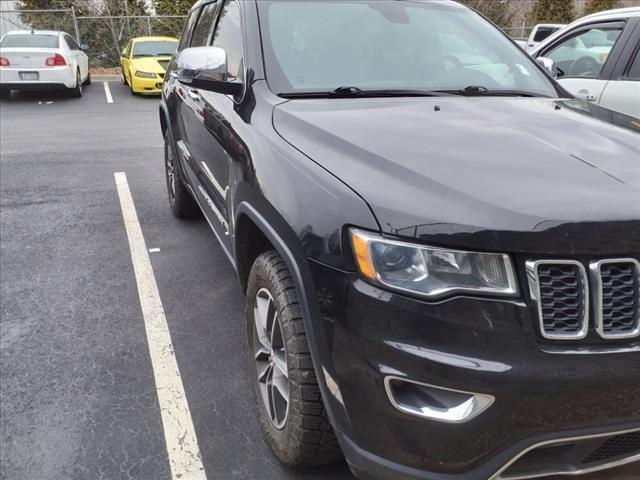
234;199;359;448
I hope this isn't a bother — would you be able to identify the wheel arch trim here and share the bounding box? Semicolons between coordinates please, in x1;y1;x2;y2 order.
159;104;189;184
234;200;353;441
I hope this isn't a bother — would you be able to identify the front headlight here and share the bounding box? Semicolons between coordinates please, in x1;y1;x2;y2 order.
350;228;517;298
135;70;156;78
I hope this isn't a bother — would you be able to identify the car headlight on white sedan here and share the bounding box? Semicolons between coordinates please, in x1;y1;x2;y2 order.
350;228;517;299
135;71;156;78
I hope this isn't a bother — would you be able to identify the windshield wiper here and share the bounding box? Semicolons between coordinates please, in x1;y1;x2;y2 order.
279;86;451;99
440;85;546;97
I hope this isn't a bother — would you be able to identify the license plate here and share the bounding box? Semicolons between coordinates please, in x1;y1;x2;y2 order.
20;72;38;81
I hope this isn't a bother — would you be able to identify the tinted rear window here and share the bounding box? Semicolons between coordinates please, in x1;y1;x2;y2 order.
533;27;556;43
0;34;59;48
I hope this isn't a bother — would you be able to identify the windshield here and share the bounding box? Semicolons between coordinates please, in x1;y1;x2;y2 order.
258;0;558;97
0;34;59;48
132;40;177;57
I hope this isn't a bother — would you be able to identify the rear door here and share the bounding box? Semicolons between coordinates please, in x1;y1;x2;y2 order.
63;34;87;80
538;21;627;103
599;21;640;118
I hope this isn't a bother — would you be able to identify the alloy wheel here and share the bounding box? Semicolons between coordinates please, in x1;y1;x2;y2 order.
253;288;289;429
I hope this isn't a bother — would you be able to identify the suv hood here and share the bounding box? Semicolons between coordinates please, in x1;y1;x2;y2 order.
273;97;640;254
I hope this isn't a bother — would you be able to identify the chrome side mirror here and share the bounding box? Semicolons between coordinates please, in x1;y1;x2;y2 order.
536;56;557;78
176;46;242;96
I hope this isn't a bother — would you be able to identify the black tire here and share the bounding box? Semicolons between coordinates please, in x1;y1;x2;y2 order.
0;88;10;100
246;251;342;467
128;69;139;95
83;71;91;86
69;69;83;97
122;68;128;85
164;131;199;218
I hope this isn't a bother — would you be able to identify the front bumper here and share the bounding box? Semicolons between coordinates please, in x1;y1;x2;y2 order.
307;260;640;479
0;66;75;89
131;74;164;94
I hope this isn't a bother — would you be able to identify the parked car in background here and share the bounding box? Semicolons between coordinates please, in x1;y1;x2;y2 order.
0;30;90;99
160;1;640;480
120;36;178;95
531;7;640;118
523;24;566;51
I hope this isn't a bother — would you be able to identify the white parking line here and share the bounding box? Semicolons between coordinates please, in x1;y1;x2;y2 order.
103;81;113;103
114;172;207;480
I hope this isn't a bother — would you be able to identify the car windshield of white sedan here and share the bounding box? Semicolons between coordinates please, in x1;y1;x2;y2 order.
258;0;557;97
0;34;59;48
132;41;177;57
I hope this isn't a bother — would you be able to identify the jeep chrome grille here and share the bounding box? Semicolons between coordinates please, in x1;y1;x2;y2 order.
527;259;640;341
591;260;640;339
527;261;589;340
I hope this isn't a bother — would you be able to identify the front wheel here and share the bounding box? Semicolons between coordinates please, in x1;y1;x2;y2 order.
246;251;342;466
129;70;139;95
83;70;91;86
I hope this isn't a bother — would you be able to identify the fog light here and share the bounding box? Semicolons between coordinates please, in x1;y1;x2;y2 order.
384;376;494;423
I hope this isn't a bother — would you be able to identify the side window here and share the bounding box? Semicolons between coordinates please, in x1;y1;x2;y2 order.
190;2;220;47
65;34;79;50
626;48;640;81
211;0;243;81
178;8;200;51
544;25;623;79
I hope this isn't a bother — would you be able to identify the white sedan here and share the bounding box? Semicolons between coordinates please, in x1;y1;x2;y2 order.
0;30;90;99
530;7;640;118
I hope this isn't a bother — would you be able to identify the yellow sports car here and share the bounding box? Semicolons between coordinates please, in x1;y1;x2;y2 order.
120;36;178;95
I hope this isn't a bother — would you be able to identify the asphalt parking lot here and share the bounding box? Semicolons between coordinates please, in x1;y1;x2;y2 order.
1;80;638;480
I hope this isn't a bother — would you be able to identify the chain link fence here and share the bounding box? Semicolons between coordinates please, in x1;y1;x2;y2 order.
503;26;536;42
1;8;186;68
76;16;186;67
1;8;77;39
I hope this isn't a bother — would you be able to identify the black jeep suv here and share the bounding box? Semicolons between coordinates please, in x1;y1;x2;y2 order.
159;1;640;479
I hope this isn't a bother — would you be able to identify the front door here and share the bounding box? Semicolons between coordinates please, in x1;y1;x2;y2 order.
176;0;239;250
539;22;626;104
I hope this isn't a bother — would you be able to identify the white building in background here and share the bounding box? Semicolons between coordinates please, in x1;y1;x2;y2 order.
0;1;27;37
